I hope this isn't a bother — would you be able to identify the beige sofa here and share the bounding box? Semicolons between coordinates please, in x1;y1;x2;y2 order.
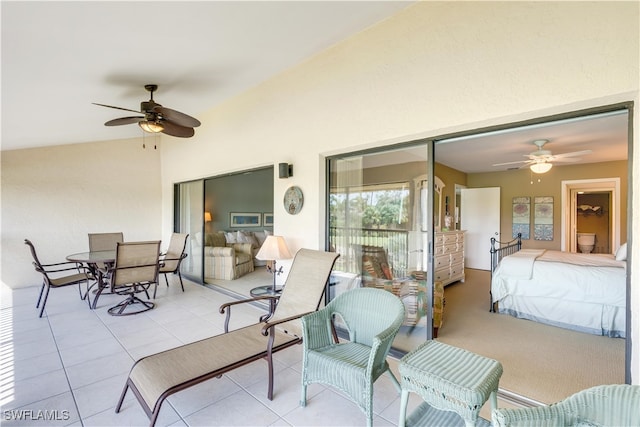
204;242;254;280
201;230;271;280
221;230;271;267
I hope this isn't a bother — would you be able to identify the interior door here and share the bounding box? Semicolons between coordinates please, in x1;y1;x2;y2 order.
460;187;501;270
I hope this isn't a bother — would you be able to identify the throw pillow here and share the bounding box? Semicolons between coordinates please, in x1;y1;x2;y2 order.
224;232;237;243
237;230;260;248
362;257;378;278
615;243;627;261
380;262;393;280
363;255;386;279
254;231;267;246
211;232;226;247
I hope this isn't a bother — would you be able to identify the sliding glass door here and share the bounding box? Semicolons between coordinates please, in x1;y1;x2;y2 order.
327;143;436;352
175;180;204;282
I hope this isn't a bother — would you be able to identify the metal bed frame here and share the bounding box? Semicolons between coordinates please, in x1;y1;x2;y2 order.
489;233;522;312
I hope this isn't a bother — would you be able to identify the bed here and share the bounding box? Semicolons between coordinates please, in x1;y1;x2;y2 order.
490;236;627;338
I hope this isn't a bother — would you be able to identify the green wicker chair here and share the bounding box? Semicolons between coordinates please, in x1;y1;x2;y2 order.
492;384;640;427
300;287;406;427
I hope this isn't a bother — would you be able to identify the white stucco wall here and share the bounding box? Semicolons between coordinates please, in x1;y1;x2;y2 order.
159;2;639;381
1;138;162;288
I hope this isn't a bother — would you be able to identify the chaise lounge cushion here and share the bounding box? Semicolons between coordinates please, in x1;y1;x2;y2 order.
129;323;299;415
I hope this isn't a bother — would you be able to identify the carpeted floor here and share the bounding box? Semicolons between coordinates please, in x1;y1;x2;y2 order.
436;268;626;405
207;266;626;406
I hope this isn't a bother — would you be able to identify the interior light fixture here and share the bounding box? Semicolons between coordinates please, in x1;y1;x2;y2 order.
256;236;292;293
139;120;164;133
530;162;552;174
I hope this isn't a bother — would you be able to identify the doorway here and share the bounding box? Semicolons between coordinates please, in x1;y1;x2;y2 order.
561;178;621;253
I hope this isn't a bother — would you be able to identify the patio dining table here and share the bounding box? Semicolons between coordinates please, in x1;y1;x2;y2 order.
66;250;115;309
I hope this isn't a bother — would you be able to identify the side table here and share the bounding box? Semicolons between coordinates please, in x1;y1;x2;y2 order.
250;285;281;321
398;340;503;427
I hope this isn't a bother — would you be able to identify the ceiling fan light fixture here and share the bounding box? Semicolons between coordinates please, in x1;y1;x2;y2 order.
530;162;552;174
139;120;164;133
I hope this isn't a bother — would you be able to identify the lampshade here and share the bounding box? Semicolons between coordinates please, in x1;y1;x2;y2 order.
139;120;164;133
530;162;552;174
256;236;292;261
204;212;212;222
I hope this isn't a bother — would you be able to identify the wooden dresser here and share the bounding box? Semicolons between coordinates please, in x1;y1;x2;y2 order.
434;230;465;286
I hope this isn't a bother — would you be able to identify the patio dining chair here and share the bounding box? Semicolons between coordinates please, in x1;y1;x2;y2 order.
88;232;124;306
25;239;94;317
300;287;406;427
88;232;123;272
107;240;161;316
155;232;188;298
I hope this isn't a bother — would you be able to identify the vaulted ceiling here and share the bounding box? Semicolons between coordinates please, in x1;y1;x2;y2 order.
1;1;413;151
2;2;629;173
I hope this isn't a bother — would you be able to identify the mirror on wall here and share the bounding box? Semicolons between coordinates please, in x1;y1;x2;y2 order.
414;175;444;231
454;184;466;231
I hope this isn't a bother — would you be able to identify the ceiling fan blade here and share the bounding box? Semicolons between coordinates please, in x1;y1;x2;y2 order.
104;116;144;126
154;106;201;128
492;159;532;167
161;121;195;138
93;102;142;114
551;150;593;159
551;157;581;163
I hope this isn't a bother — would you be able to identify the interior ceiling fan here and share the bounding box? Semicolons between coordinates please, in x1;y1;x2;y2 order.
492;139;592;173
93;84;201;138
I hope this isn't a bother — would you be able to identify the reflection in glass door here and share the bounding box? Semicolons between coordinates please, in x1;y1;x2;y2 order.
327;144;434;352
175;180;204;282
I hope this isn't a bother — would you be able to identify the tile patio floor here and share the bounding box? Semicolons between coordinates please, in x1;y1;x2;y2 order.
1;276;498;426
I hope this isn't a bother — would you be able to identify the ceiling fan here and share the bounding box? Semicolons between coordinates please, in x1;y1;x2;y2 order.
93;84;201;138
492;139;592;173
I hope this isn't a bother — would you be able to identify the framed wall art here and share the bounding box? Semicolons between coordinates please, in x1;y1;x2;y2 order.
534;196;554;240
512;196;531;239
230;212;261;227
263;213;273;227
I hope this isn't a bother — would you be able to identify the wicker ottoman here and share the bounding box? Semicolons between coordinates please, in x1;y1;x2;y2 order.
398;340;503;427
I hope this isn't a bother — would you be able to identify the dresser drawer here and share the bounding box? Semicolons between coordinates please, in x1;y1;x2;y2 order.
441;243;457;255
434;267;451;282
450;251;464;265
450;262;464;279
434;245;446;256
441;233;458;245
434;254;451;269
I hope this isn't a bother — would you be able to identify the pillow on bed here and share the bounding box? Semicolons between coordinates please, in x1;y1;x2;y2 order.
615;243;627;261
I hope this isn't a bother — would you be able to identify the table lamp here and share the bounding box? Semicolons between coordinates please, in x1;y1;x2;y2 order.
255;235;292;292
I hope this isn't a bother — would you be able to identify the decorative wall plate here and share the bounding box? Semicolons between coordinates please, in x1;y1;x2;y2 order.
284;186;304;215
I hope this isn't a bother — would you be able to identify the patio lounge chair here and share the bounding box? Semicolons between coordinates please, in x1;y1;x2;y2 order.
115;248;339;426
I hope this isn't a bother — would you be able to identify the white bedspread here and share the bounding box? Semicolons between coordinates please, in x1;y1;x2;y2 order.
492;250;626;337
